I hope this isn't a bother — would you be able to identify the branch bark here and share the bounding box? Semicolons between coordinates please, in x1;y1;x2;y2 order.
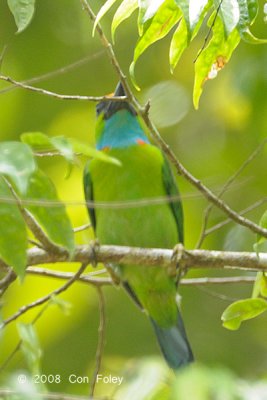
0;245;265;272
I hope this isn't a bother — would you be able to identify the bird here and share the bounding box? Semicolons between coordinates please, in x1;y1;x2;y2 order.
83;82;193;369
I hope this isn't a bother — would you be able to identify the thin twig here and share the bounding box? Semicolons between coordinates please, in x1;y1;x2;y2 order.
90;287;106;398
0;74;126;103
27;266;256;286
0;262;88;330
0;51;105;95
193;0;223;63
196;139;267;248
205;198;267;236
74;223;92;233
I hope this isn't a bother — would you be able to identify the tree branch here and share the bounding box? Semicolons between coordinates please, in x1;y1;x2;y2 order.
0;75;127;103
0;245;265;274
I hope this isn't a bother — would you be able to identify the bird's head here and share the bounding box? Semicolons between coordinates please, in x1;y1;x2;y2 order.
95;82;148;150
96;82;136;120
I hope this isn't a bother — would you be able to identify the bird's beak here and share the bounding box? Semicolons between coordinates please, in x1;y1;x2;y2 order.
97;82;135;119
113;81;126;97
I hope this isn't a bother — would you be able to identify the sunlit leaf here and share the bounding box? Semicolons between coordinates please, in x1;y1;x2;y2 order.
0;141;36;195
21;132;52;149
138;0;165;34
17;323;42;374
0;177;27;279
214;0;240;36
7;0;35;33
131;0;181;89
112;0;138;42
51;136;74;163
24;170;75;255
188;0;211;32
93;0;119;36
169;16;187;72
222;298;267;330
193;14;240;109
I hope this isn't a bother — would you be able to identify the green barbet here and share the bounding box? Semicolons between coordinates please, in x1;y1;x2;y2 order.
83;82;193;369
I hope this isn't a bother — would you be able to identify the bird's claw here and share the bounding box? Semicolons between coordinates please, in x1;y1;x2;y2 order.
89;239;100;268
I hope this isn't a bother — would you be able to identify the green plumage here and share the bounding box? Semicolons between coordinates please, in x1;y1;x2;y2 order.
84;82;193;368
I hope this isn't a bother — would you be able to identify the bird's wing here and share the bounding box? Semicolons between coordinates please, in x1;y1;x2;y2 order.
162;156;184;243
83;161;96;231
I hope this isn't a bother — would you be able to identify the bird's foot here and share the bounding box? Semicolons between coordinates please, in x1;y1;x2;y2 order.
89;239;100;268
171;243;187;286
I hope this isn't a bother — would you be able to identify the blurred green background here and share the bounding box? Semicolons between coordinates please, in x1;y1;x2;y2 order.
0;0;267;398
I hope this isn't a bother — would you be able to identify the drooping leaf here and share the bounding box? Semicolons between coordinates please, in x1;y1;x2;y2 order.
21;132;53;149
131;0;181;89
193;14;240;109
24;170;75;255
188;0;211;32
237;0;266;43
169;16;187;72
7;0;35;33
0;177;27;279
222;298;267;330
50;294;72;315
112;0;138;42
21;132;121;166
0;141;36;195
214;0;240;36
69;138;122;166
138;0;166;34
93;0;119;36
50;136;74;163
17;323;42;374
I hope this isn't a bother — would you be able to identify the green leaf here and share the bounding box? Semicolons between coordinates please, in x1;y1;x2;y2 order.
131;0;181;88
21;132;52;149
21;132;121;166
7;0;35;33
169;16;187;72
0;177;27;279
50;294;72;315
17;323;42;374
214;0;240;36
236;0;266;42
222;298;267;330
51;136;74;163
24;170;75;254
138;0;165;34
69;138;122;166
188;0;211;32
112;0;138;42
193;14;240;109
0;141;36;195
93;0;119;36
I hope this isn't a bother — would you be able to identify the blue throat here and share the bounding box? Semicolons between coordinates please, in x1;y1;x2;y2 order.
96;110;149;150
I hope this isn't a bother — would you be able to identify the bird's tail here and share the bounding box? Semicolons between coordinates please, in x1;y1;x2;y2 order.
150;312;194;369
